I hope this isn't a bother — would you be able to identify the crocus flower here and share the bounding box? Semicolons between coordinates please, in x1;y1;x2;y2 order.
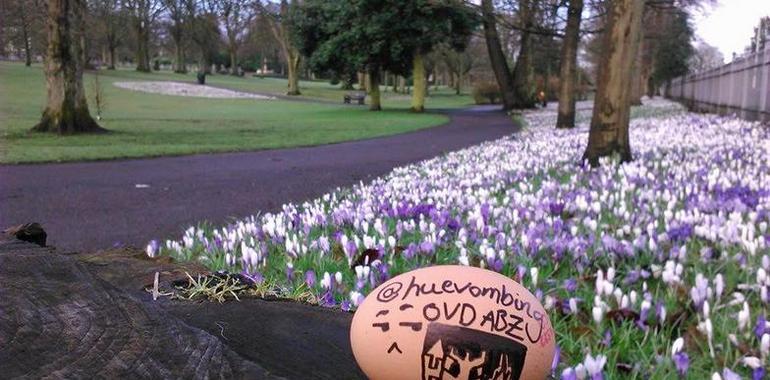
583;354;606;380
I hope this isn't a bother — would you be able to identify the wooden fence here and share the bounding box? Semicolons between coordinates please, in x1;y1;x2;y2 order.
666;45;770;123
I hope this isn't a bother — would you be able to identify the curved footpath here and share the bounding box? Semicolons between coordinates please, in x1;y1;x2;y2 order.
0;105;518;252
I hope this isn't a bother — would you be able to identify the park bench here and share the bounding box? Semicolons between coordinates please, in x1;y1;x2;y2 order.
344;91;366;105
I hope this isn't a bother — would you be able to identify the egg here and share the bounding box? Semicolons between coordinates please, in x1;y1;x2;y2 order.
350;265;555;380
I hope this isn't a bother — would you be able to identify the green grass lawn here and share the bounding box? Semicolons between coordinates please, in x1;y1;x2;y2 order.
0;62;471;163
98;66;474;109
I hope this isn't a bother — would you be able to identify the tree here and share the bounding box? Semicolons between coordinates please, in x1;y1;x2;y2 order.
555;0;584;128
185;0;219;76
91;0;125;69
582;0;645;165
439;41;478;95
651;8;693;91
260;0;302;95
123;0;164;72
292;0;420;111
163;0;187;73
33;0;105;134
4;0;46;66
9;0;33;66
510;0;537;108
480;0;517;110
216;0;253;75
689;39;723;72
407;0;476;112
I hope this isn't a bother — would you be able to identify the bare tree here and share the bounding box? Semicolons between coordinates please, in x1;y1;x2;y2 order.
215;0;253;75
260;0;301;94
33;0;105;134
583;0;645;165
123;0;164;72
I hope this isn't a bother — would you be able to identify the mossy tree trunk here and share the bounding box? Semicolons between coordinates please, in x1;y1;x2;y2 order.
480;0;516;110
368;68;381;111
556;0;584;129
583;0;645;166
411;52;426;112
33;0;105;134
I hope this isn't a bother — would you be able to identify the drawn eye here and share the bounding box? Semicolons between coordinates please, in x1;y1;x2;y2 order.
399;321;423;331
376;310;389;317
372;322;390;332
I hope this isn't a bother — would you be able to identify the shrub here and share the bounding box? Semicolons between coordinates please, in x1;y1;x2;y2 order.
472;81;501;104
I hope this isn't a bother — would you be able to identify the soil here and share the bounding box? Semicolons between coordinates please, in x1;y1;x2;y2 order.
0;235;365;379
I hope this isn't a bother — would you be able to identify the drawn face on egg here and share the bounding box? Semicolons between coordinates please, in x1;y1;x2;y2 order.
370;303;424;355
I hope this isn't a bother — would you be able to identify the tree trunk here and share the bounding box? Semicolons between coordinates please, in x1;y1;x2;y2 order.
33;0;105;134
368;69;381;111
455;71;462;95
135;23;151;72
108;45;116;69
411;52;426;112
480;0;516;110
22;21;31;66
229;48;237;75
629;34;644;105
173;37;186;73
582;0;645;166
358;72;366;91
287;51;301;95
556;0;584;129
511;0;536;109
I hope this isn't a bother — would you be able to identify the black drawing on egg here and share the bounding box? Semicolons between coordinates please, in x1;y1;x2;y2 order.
420;323;527;380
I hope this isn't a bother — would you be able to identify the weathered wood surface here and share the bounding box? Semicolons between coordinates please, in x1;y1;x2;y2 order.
0;237;365;379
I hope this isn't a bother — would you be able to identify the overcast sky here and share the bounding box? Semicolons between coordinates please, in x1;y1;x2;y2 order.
693;0;770;61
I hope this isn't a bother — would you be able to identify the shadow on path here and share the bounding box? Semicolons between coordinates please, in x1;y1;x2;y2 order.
0;106;517;252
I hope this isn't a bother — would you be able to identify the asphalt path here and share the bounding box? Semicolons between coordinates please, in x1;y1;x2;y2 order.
0;105;518;252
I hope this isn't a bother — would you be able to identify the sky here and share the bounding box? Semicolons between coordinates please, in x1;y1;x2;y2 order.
693;0;770;61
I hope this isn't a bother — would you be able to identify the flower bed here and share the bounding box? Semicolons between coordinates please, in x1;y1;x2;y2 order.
152;99;770;379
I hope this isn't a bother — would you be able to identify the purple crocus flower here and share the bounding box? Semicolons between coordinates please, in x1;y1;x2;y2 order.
563;278;578;292
517;265;527;282
551;345;561;374
601;330;611;347
319;291;336;307
754;368;765;380
755;314;767;340
723;368;741;380
673;352;688;375
305;270;316;287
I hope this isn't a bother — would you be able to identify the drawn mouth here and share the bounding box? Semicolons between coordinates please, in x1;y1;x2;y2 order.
387;342;403;354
